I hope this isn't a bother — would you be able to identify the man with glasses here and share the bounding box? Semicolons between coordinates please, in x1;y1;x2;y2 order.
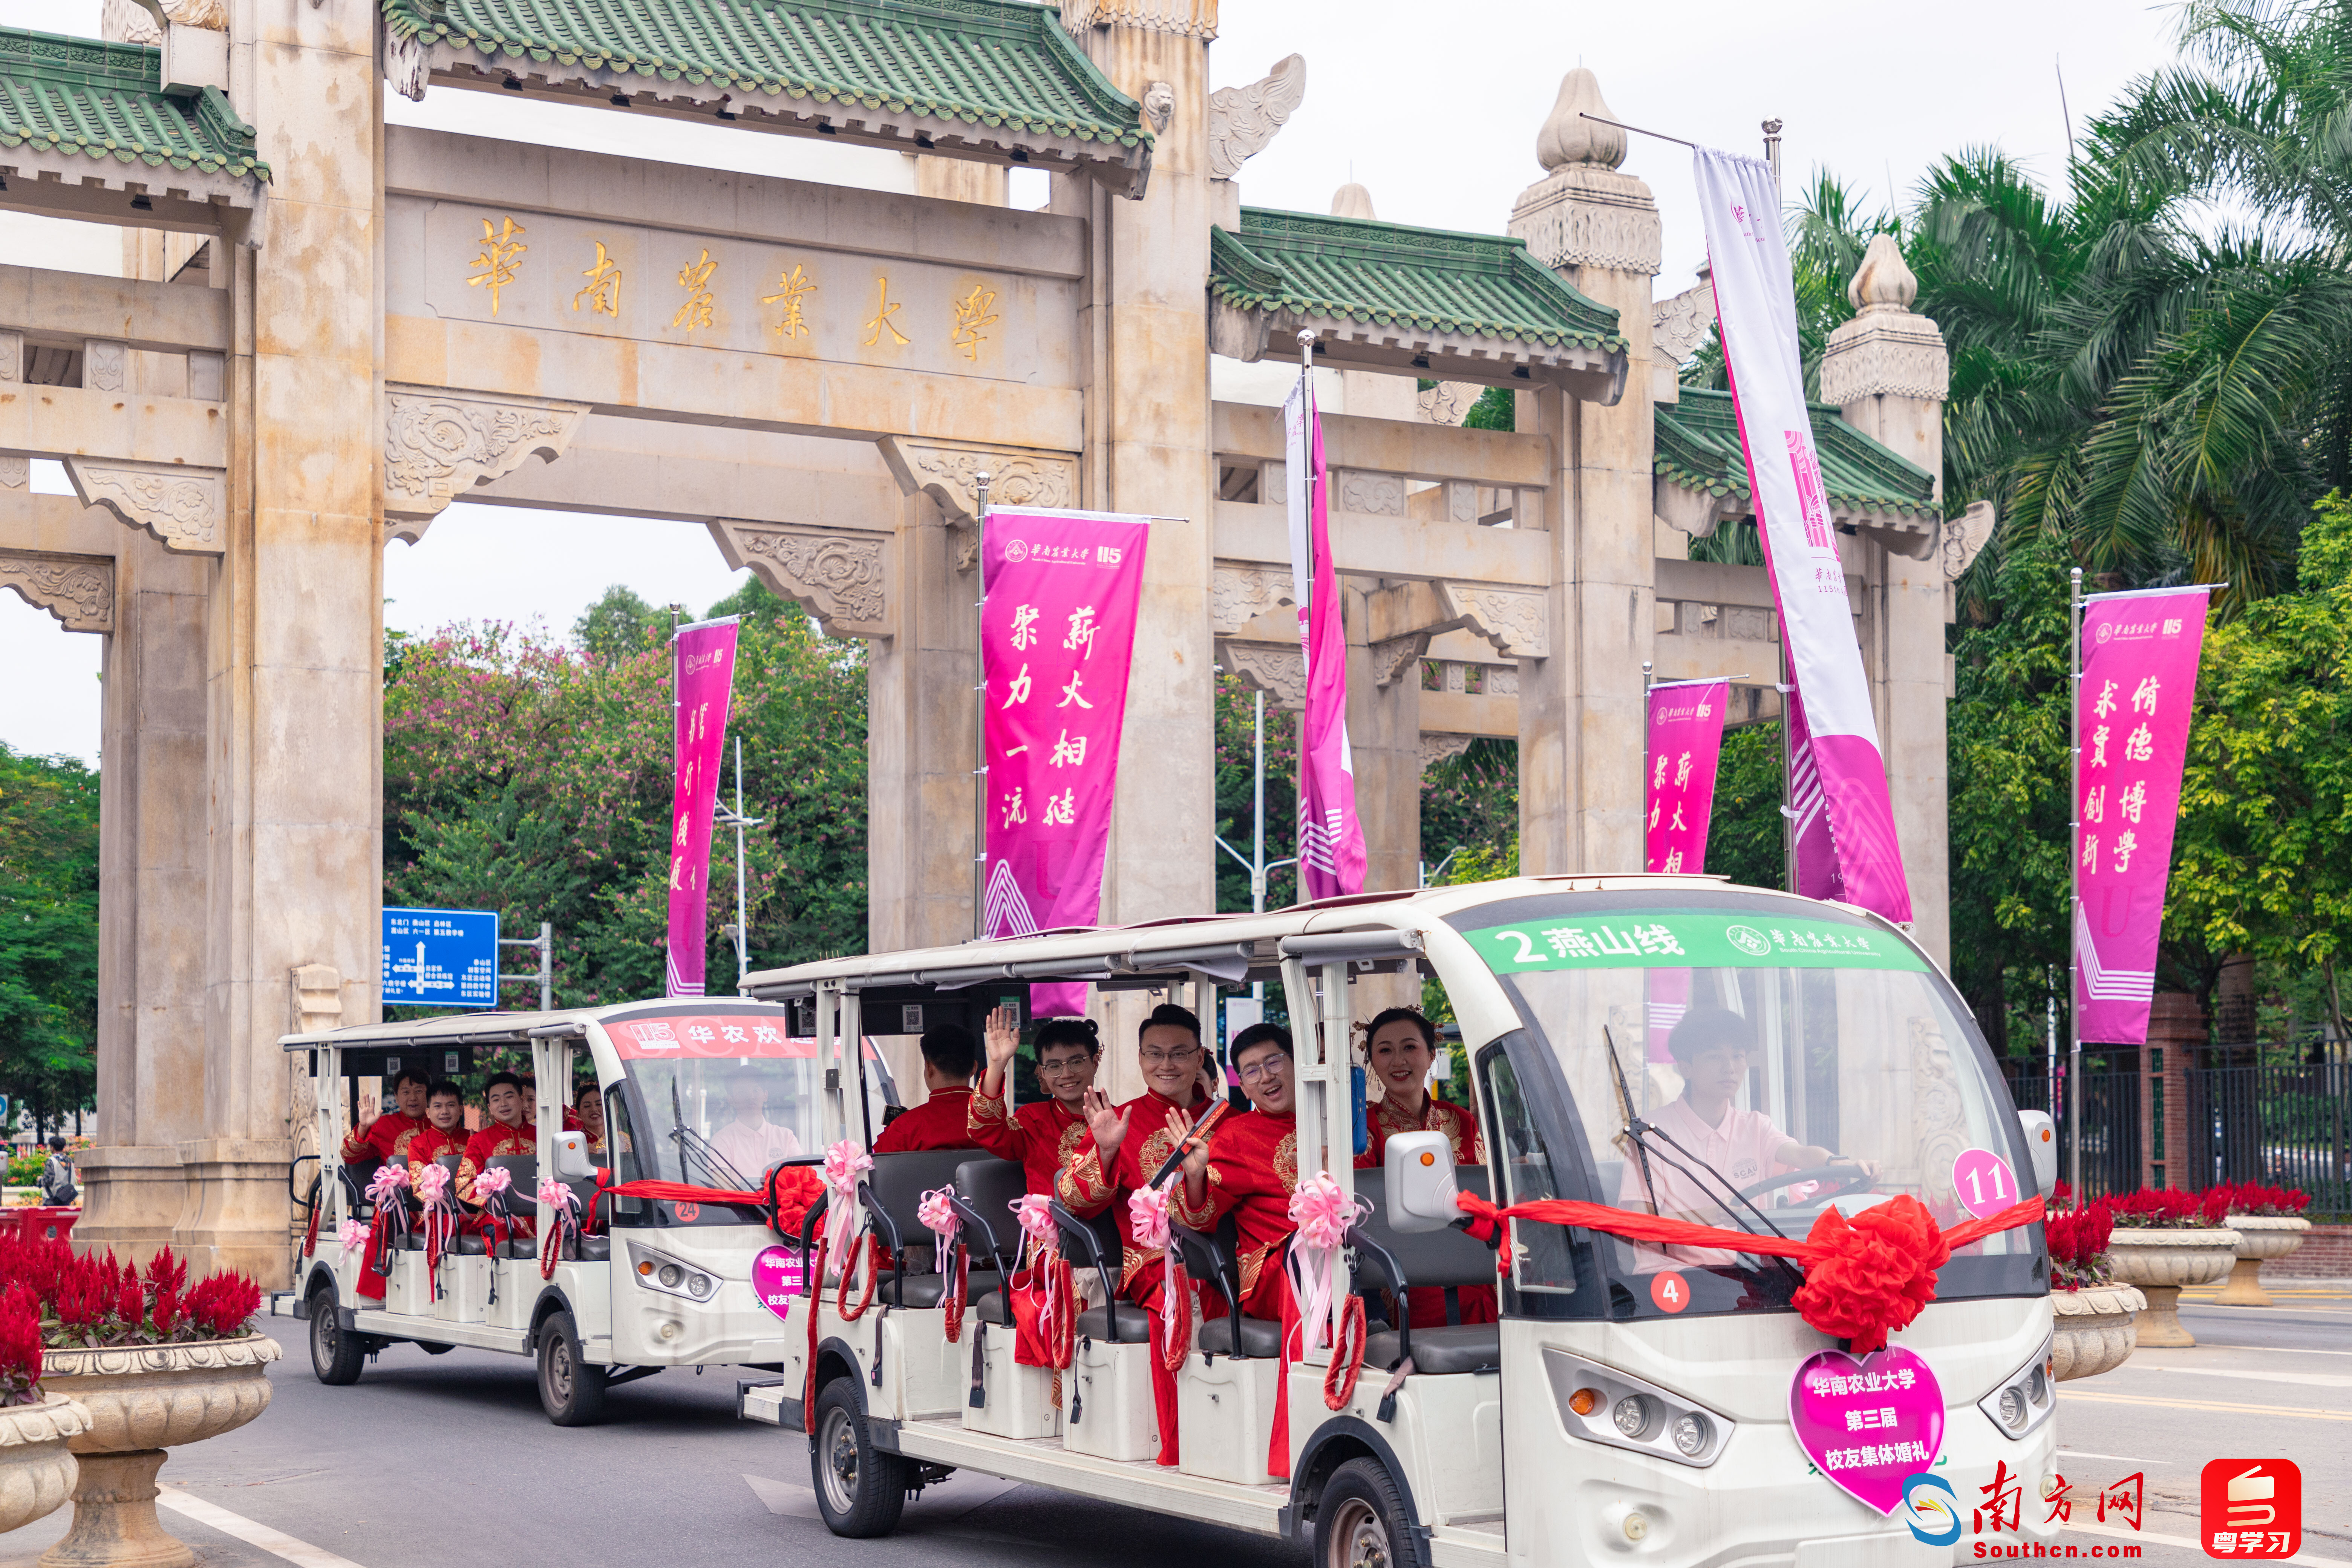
1058;1002;1218;1468
1619;1009;1876;1268
970;1010;1102;1194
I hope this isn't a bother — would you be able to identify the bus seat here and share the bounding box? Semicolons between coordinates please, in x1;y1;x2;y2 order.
1076;1301;1155;1341
1049;1201;1125;1325
1349;1168;1501;1376
950;1158;1028;1275
1196;1313;1283;1357
864;1151;1005;1308
338;1153;383;1216
1174;1215;1279;1358
970;1291;1014;1327
484;1155;539;1231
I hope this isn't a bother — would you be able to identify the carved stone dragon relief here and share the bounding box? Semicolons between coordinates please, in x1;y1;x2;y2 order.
1651;280;1713;369
0;550;113;633
1207;54;1305;181
1942;499;1997;583
65;458;226;555
707;520;890;639
1218;639;1307;710
382;386;589;544
1210;562;1295;636
1447;584;1551;660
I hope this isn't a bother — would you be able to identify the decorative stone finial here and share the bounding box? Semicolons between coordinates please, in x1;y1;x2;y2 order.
1329;183;1376;220
1534;69;1626;172
1847;234;1919;315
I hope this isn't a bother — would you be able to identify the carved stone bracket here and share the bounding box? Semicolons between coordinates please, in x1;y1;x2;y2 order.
1369;633;1426;688
708;520;891;639
65;458;227;555
382;385;590;545
1420;733;1474;769
1652;281;1713;368
0;549;113;633
1415;381;1479;427
1942;499;1997;582
1217;639;1305;710
383;14;430;102
1332;470;1406;517
1210;562;1295;635
1446;583;1550;659
1207;54;1304;180
878;438;1079;572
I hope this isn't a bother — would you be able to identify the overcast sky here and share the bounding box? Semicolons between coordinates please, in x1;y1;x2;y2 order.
1;0;2179;763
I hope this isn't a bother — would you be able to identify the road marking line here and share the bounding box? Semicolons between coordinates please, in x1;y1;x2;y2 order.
2056;1449;2168;1465
2061;1389;2352;1420
2143;1364;2352;1389
157;1488;368;1568
743;1472;822;1519
2066;1519;2351;1566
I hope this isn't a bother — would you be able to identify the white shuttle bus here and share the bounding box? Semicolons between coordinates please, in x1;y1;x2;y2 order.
733;876;2063;1568
270;1002;894;1424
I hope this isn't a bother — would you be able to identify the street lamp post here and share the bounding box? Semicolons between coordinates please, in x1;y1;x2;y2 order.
1214;686;1298;1006
713;733;766;992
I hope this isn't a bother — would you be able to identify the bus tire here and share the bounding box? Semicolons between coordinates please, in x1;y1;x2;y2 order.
536;1311;606;1426
308;1282;364;1387
1315;1458;1425;1568
810;1376;907;1538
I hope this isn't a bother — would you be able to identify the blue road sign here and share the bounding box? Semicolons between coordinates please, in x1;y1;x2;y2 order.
381;907;500;1008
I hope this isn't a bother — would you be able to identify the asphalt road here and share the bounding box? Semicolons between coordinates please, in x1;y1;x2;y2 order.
0;1285;2338;1568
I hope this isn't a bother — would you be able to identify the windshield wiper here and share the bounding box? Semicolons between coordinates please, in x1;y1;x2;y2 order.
1601;1027;1805;1282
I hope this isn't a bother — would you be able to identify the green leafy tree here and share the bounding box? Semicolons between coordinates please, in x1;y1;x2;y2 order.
0;746;98;1134
1213;674;1298;913
573;584;666;662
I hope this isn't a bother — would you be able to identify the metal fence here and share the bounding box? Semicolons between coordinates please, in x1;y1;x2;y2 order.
2187;1063;2350;1216
1997;1056;2352;1215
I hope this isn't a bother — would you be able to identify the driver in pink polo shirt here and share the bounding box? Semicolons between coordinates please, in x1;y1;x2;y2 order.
1617;1009;1876;1269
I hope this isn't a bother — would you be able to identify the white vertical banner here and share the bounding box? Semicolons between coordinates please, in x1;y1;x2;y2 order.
1693;149;1912;920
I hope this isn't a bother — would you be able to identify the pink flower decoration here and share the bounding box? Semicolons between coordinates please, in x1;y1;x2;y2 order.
1126;1185;1172;1252
473;1165;513;1199
365;1164;411;1204
338;1219;371;1261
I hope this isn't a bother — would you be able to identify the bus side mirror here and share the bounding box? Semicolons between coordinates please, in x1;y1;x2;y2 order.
1386;1130;1458;1233
2017;1110;2058;1197
553;1130;596;1182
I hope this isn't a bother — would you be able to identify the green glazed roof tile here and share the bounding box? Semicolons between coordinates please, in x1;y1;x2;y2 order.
1211;207;1625;355
0;26;268;180
383;0;1150;151
1655;386;1937;519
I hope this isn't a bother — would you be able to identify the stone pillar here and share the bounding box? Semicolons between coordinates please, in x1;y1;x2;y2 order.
1347;586;1424;1019
911;156;1009;208
1823;236;1953;963
866;492;981;1102
2144;994;2204;1190
182;0;386;1285
77;529;213;1265
1061;2;1218;1100
1507;71;1658;874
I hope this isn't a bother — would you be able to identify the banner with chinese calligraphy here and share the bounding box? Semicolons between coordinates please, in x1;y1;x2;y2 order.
2074;587;2211;1043
666;618;740;998
1646;678;1730;875
981;509;1152;1013
1285;375;1368;900
1694;149;1912;921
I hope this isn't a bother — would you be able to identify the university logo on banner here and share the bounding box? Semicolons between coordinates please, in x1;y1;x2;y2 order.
1693;149;1911;922
982;510;1151;1014
666;617;740;998
2075;587;2210;1044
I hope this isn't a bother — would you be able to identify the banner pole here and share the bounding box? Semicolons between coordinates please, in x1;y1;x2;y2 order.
973;472;992;942
2068;565;2084;1199
1640;660;1653;872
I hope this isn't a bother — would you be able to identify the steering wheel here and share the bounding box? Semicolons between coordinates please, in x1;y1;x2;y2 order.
1736;1162;1874;1202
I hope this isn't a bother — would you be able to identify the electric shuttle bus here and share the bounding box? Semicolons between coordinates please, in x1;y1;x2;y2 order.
732;875;2062;1568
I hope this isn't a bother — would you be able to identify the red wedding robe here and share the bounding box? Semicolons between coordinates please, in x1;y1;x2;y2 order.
1058;1088;1217;1467
1357;1093;1497;1330
1173;1106;1302;1479
458;1119;538;1233
968;1080;1090;1195
341;1110;430;1165
874;1087;982;1153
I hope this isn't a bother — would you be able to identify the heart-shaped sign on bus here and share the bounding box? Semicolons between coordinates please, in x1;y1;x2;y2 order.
751;1245;805;1326
1788;1346;1945;1516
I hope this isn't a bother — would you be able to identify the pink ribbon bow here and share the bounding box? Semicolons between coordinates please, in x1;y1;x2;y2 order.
537;1178;579;1216
1126;1184;1173;1252
1285;1172;1367;1354
1011;1193;1057;1266
365;1163;410;1205
413;1163;451;1207
918;1186;959;1276
819;1139;872;1279
472;1165;513;1200
338;1218;371;1262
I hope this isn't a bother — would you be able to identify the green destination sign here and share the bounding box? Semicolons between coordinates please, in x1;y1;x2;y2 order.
1468;911;1929;974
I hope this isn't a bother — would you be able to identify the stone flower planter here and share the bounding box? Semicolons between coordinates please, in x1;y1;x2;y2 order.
35;1335;279;1568
2215;1215;2312;1308
2050;1283;2146;1381
0;1394;93;1536
2103;1229;2239;1348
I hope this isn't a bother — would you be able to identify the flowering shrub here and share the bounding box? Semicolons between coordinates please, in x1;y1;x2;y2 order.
2044;1198;2114;1290
0;1232;262;1398
2106;1187;2233;1228
2205;1181;2312;1219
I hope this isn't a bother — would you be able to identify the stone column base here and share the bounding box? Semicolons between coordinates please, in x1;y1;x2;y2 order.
2212;1256;2274;1308
38;1450;190;1568
170;1139;295;1289
2132;1284;2197;1348
67;1149;188;1267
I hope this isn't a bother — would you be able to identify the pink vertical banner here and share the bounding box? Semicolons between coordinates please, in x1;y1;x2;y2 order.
1645;678;1730;874
665;618;740;998
2074;587;2211;1043
1286;377;1368;900
981;509;1152;1015
1695;148;1911;922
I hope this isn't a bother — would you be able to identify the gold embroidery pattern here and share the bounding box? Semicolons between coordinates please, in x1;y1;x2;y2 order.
1058;1144;1113;1209
1274;1130;1299;1194
1055;1119;1089;1165
970;1086;1013;1132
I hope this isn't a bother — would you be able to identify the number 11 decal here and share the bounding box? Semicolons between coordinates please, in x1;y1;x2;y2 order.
1950;1148;2018;1220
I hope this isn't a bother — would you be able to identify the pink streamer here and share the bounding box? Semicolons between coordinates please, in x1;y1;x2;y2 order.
1125;1185;1185;1360
413;1162;450;1206
821;1139;873;1277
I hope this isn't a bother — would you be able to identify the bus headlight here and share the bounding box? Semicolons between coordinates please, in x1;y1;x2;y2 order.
1671;1412;1712;1457
1612;1395;1654;1439
628;1243;721;1306
1978;1336;2056;1440
1544;1348;1730;1469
